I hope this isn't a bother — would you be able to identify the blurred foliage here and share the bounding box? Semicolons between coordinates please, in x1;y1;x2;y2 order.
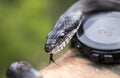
0;0;76;78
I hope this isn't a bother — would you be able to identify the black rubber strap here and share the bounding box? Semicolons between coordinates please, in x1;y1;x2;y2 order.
72;36;120;63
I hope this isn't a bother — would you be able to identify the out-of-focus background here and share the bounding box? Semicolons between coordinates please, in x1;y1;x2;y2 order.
0;0;77;78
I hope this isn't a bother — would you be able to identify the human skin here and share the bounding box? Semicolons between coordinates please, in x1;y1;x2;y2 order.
7;49;120;78
40;49;120;78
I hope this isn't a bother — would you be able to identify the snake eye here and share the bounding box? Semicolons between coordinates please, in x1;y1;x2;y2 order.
59;33;65;38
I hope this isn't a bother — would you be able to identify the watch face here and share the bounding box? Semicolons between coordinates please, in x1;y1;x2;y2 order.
77;11;120;50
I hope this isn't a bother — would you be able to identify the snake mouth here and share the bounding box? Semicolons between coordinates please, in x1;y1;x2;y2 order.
45;28;78;54
51;42;67;54
49;37;71;54
45;38;68;54
51;29;79;54
45;43;65;54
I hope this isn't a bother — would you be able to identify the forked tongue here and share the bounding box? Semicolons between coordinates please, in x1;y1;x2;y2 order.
49;54;60;66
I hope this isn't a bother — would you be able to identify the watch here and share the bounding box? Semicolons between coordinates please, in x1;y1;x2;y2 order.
73;11;120;63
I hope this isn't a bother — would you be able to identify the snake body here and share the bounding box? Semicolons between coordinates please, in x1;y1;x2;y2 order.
45;0;120;54
6;1;120;78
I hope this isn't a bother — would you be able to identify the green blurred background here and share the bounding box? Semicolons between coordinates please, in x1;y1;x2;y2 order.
0;0;76;78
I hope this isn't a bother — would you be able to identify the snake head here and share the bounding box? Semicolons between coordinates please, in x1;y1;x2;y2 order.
45;29;67;53
6;61;41;78
44;0;85;54
45;12;82;54
45;0;120;54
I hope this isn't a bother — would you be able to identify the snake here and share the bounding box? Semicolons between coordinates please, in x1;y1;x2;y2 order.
6;1;120;78
45;0;120;63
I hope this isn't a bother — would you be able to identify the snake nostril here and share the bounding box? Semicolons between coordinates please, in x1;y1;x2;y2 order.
45;45;53;52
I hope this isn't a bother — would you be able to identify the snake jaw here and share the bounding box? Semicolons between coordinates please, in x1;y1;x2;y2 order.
48;27;79;54
45;15;82;54
45;0;83;54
